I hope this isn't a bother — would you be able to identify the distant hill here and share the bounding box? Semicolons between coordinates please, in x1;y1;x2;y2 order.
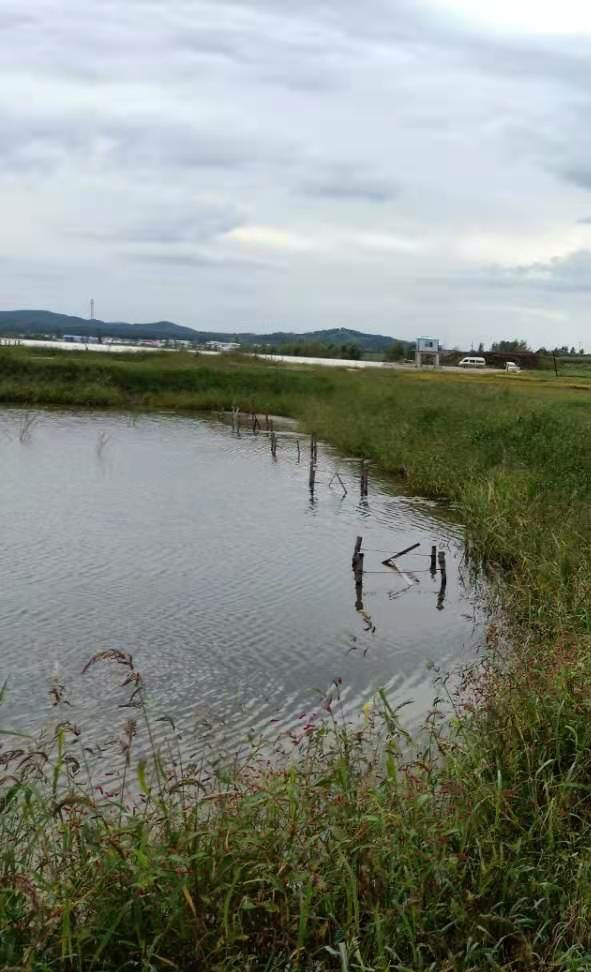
0;311;401;352
0;310;198;342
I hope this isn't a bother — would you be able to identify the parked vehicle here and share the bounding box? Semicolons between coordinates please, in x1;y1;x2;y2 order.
505;361;521;373
458;356;486;368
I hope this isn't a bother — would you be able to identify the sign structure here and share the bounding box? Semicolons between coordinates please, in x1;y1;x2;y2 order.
415;337;440;368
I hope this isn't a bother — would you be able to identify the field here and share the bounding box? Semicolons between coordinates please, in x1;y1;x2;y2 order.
4;347;591;969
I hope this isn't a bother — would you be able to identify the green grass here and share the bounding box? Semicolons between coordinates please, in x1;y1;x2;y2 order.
4;348;591;968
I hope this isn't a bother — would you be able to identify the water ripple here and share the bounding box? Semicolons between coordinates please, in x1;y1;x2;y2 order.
0;410;487;755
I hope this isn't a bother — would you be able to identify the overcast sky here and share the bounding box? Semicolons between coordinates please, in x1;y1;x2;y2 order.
3;0;591;347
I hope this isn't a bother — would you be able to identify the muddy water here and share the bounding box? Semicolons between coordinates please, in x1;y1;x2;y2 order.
0;409;486;756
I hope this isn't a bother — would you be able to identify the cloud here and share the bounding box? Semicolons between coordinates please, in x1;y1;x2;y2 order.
479;249;591;293
561;167;591;191
301;164;399;203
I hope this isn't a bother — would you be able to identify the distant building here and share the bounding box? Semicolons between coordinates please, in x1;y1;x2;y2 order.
63;334;99;344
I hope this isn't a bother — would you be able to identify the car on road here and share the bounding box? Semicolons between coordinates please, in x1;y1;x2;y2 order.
458;356;486;368
505;361;521;373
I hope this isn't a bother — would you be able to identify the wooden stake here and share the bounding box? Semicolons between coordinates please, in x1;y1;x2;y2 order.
430;545;437;574
352;536;363;570
382;541;420;567
296;439;301;463
308;459;316;493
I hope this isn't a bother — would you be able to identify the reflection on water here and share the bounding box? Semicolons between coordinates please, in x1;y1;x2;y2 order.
0;409;487;756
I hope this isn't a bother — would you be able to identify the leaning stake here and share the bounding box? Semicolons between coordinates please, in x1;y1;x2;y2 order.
382;541;420;567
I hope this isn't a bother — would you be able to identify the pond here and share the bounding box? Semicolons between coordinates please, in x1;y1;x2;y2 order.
0;408;487;757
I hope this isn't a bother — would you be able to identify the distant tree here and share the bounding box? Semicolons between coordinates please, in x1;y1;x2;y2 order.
384;340;407;362
339;342;362;360
490;339;529;352
570;347;577;355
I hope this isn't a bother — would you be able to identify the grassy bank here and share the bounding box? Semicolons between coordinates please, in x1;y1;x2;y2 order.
4;349;591;969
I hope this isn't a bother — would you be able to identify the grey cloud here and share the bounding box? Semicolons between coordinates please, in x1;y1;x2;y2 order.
478;250;591;293
0;111;294;175
301;165;399;203
80;210;243;246
560;167;591;191
125;250;280;273
241;0;591;94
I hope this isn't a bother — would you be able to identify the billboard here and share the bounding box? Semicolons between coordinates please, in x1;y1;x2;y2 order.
417;337;439;352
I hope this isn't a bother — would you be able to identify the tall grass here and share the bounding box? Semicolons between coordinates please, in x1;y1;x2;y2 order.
4;349;591;968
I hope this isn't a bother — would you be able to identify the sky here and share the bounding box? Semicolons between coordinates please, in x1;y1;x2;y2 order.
2;0;591;348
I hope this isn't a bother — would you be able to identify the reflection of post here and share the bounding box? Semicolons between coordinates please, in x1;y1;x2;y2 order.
296;439;301;463
308;458;316;494
360;460;369;497
355;552;364;611
310;433;317;464
430;545;437;576
270;432;278;458
437;550;447;610
252;413;259;434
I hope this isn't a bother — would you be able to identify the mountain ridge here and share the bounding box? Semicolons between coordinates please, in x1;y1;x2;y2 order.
0;310;403;351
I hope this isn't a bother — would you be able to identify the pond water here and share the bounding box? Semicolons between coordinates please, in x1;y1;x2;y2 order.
0;409;487;757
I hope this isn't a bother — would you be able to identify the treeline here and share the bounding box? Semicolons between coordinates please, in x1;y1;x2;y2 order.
255;340;364;360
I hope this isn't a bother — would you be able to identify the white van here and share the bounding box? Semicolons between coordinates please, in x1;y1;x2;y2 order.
458;356;486;368
505;361;521;374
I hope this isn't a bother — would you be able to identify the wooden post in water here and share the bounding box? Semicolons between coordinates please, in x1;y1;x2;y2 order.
352;535;363;570
270;431;278;458
265;414;270;431
309;433;317;494
296;439;301;463
252;413;259;434
430;545;437;575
